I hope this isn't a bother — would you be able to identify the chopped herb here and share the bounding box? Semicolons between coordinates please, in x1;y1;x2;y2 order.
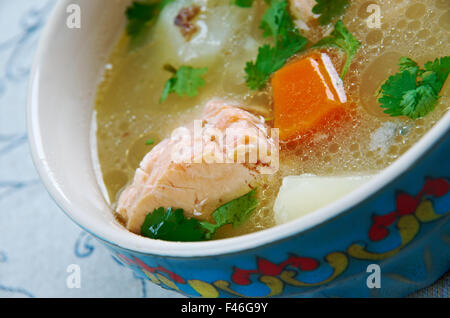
200;188;259;239
423;56;450;93
160;65;208;102
398;56;420;74
141;207;206;241
245;35;307;90
313;20;361;78
312;0;349;26
125;0;174;39
140;189;259;241
245;45;278;90
260;0;292;40
145;138;155;145
233;0;254;8
378;56;450;120
245;0;308;90
126;2;158;38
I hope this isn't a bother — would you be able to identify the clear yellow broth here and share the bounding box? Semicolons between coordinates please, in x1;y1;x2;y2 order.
93;0;449;239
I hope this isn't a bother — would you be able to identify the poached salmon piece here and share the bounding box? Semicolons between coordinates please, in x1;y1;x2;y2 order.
117;100;276;234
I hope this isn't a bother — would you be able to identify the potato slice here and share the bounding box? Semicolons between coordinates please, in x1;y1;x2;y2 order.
155;0;255;68
274;174;374;225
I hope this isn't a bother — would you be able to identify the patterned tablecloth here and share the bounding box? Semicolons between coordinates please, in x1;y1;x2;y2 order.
0;0;447;298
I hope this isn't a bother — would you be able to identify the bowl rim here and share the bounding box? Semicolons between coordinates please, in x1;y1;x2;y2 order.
27;0;450;258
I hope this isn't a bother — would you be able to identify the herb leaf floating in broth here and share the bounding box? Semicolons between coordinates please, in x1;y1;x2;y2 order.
378;56;450;120
200;188;259;239
160;64;208;102
245;37;308;90
126;0;174;39
399;57;421;74
141;207;206;241
423;57;450;94
245;0;308;90
313;20;361;78
140;189;259;241
260;0;293;39
312;0;349;26
233;0;254;8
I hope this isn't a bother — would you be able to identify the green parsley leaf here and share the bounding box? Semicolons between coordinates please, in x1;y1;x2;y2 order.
200;188;259;239
399;85;438;119
140;189;259;241
245;0;308;90
245;44;287;91
313;20;361;78
160;65;208;102
378;70;417;117
145;138;155;145
260;0;291;40
398;56;420;74
126;2;158;38
245;34;307;90
312;0;349;26
378;56;449;120
423;56;450;93
141;207;206;241
126;0;174;39
233;0;254;8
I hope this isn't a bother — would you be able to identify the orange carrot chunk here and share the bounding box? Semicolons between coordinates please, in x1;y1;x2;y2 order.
272;52;348;141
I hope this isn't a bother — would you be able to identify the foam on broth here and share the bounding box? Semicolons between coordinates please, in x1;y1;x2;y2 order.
93;0;449;239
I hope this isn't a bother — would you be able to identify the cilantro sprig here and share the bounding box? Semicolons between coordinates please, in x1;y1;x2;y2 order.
160;64;208;103
245;0;308;90
245;35;307;90
378;56;450;120
140;189;259;241
260;0;292;40
200;189;259;239
141;207;206;241
233;0;254;8
312;0;349;26
313;20;361;78
126;0;174;39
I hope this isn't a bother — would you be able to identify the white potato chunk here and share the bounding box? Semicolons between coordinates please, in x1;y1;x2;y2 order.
154;0;255;68
274;174;374;225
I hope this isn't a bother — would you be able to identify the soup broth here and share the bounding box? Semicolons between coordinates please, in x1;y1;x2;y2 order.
93;0;449;239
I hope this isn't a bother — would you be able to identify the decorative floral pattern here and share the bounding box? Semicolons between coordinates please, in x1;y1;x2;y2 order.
0;0;54;299
349;178;450;260
369;178;449;242
113;176;450;297
74;232;96;258
0;251;34;297
231;255;319;285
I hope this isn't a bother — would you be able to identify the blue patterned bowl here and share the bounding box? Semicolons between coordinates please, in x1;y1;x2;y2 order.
27;0;450;297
